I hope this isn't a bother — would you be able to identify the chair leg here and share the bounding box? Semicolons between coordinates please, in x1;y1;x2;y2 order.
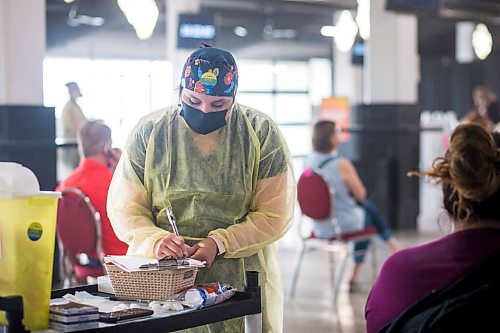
290;242;306;298
328;250;336;291
370;238;378;281
63;276;71;289
332;245;350;304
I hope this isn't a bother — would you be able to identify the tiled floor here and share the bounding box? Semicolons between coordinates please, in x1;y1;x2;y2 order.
278;230;441;333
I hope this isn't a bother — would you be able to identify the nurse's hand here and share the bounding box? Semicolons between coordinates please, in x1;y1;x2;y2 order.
154;234;190;259
188;238;218;267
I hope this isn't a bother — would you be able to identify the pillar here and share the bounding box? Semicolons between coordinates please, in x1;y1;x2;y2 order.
0;0;45;105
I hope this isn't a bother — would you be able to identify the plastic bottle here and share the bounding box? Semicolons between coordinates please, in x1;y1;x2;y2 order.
183;282;235;309
184;283;221;308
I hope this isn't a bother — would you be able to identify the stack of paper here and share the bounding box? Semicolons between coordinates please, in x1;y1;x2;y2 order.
49;301;99;331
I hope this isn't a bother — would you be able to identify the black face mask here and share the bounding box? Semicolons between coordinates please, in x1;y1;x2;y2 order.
180;102;228;135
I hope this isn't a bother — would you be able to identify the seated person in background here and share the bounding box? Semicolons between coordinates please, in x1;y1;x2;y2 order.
56;120;128;257
365;123;500;333
473;85;499;124
304;120;401;290
462;107;494;132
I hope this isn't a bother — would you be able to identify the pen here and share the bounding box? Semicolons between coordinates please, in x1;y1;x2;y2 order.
166;206;180;236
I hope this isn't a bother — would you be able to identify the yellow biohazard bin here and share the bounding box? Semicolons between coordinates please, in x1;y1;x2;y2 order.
0;192;60;330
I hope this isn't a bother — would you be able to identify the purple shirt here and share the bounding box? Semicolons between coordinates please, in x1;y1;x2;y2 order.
365;228;500;333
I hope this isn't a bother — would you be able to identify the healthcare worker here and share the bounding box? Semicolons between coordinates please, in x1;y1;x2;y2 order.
108;46;295;332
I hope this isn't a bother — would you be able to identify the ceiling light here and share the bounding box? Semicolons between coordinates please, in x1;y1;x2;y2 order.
334;11;358;52
67;6;105;27
64;0;75;3
180;24;216;39
320;25;336;37
67;15;105;27
472;23;493;60
234;26;248;37
321;12;358;52
117;0;159;40
356;0;370;40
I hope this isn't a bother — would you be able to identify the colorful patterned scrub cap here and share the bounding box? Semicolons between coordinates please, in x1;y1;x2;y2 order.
181;46;239;97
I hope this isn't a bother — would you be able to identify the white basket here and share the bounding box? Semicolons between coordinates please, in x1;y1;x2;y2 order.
104;262;197;300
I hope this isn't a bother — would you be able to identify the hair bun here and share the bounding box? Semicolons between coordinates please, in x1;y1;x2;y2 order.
448;125;500;202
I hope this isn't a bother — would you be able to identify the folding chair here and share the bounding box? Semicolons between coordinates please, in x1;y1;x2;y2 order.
56;187;105;286
290;167;377;303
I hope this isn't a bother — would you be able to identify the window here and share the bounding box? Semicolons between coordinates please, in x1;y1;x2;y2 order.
237;59;332;158
237;60;274;92
43;58;172;148
44;57;332;158
236;93;273;117
275;93;311;124
275;61;309;91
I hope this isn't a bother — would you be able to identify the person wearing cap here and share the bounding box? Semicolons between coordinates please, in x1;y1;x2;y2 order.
59;82;87;172
108;46;295;332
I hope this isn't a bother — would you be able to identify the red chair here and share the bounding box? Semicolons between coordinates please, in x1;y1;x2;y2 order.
56;187;105;286
290;168;377;302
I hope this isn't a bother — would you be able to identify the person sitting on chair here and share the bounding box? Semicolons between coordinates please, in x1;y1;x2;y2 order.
304;120;401;290
365;123;500;333
473;85;499;125
56;120;128;257
462;107;494;133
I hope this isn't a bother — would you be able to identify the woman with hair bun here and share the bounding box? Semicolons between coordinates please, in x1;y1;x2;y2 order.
365;123;500;333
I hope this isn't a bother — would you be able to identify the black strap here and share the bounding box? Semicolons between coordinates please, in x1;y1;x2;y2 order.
318;156;337;169
316;155;364;206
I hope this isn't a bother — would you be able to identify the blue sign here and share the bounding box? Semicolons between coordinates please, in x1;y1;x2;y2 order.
178;15;217;49
352;40;364;65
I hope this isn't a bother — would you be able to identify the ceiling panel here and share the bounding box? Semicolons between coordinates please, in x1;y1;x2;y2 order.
46;0;341;60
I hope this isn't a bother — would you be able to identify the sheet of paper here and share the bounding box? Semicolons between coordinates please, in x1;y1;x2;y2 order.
104;255;157;272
